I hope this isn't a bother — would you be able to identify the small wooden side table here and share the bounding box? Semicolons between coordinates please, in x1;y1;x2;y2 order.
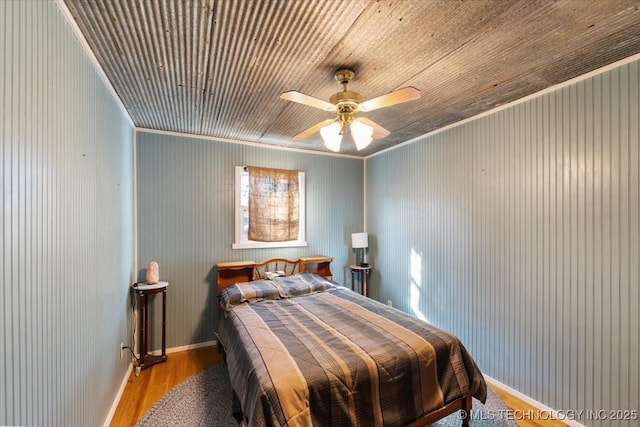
349;265;372;296
132;281;169;371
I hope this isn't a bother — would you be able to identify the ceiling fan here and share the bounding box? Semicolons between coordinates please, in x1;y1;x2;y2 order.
280;68;421;152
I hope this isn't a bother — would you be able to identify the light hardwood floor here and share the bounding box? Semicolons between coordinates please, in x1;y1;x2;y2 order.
110;345;567;427
111;345;223;426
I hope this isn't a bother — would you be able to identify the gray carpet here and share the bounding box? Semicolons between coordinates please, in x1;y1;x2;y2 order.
136;363;516;426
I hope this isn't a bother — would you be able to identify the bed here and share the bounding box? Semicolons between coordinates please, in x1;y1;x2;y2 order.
216;257;487;426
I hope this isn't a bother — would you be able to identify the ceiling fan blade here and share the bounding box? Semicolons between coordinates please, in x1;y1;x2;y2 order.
355;117;390;139
359;87;421;112
280;91;336;112
292;119;337;141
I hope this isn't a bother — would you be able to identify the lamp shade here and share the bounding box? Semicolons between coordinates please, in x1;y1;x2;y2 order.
350;120;373;150
351;232;368;248
320;122;342;152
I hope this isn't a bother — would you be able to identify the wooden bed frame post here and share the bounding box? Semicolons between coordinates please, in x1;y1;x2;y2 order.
406;393;474;427
462;394;472;427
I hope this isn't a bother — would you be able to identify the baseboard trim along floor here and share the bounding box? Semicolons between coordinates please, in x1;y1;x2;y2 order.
485;375;584;427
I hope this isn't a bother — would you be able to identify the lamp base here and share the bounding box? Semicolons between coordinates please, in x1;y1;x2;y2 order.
355;248;364;267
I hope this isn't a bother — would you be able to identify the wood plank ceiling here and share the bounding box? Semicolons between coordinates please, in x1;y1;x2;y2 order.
63;0;640;156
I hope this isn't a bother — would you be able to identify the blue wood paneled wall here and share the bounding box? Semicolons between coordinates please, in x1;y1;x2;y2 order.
1;2;134;425
135;131;364;347
366;60;639;426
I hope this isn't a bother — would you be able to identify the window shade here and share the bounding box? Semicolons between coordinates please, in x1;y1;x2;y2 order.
248;166;299;242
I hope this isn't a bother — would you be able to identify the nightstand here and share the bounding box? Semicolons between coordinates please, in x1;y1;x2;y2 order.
132;281;169;370
349;265;372;296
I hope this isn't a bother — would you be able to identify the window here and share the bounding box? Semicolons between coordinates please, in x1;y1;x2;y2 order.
233;166;307;249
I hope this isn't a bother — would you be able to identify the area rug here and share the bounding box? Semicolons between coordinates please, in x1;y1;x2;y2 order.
136;363;516;426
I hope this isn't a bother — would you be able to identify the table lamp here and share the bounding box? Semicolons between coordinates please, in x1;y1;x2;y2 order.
351;232;368;266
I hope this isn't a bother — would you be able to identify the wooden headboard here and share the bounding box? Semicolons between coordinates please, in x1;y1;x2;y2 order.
253;257;300;279
216;256;333;292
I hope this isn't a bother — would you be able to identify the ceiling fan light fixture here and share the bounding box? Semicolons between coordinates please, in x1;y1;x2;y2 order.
281;67;420;152
350;120;373;150
320;122;343;152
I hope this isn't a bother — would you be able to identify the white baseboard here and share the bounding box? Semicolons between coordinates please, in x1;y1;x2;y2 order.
103;362;133;427
148;339;217;355
485;375;585;427
104;340;218;426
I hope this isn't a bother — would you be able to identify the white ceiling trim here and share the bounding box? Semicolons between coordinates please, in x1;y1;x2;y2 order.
135;127;363;159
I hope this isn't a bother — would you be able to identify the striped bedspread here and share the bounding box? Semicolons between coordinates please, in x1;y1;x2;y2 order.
217;273;486;426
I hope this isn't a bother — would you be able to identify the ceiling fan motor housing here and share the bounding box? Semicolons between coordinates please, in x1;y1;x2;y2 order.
330;91;362;108
331;68;363;116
